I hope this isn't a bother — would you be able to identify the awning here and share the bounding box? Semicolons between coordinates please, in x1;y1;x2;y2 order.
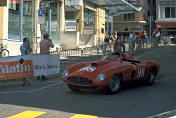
9;0;32;4
84;0;142;15
157;22;176;28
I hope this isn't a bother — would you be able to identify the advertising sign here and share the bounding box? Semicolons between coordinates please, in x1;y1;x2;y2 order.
65;26;76;31
84;30;94;34
65;19;77;31
0;56;33;80
32;54;60;76
38;9;46;24
0;54;60;80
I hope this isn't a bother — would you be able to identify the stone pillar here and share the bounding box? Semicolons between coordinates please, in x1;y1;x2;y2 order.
32;0;40;54
0;0;9;45
95;8;105;46
60;0;65;32
57;0;65;32
79;4;84;35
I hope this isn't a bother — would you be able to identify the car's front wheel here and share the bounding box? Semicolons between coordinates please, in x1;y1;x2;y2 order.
145;69;156;85
105;75;121;94
67;84;80;91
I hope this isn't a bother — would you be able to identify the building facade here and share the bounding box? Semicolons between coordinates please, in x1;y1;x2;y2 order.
113;0;156;37
156;0;176;36
0;0;141;55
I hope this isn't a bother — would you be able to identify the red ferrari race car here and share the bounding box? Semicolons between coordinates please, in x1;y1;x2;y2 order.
62;53;160;94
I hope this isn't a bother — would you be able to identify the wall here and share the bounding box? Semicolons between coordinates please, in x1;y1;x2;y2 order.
60;31;79;49
0;5;8;45
95;8;105;45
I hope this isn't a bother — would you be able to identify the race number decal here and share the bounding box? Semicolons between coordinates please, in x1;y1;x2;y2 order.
137;68;145;78
80;67;96;72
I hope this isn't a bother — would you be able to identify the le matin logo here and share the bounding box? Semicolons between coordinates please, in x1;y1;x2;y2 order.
0;58;34;80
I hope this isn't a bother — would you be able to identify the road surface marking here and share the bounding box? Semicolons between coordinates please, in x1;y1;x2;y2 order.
169;115;176;118
0;81;62;94
7;111;46;118
71;114;97;118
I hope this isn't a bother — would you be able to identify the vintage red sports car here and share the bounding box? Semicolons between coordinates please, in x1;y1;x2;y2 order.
62;53;160;94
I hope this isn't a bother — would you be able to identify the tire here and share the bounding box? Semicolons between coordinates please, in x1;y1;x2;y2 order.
105;75;121;94
0;49;9;57
145;69;156;85
67;84;80;91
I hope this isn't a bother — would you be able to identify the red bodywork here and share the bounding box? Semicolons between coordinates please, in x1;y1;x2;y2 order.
62;54;160;89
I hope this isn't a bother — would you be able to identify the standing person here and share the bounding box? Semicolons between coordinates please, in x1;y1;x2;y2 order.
156;31;160;46
109;33;114;43
102;33;109;58
144;31;149;45
152;31;157;47
113;35;121;54
20;37;32;86
38;33;54;80
120;34;125;53
104;32;109;44
129;32;136;55
137;31;146;51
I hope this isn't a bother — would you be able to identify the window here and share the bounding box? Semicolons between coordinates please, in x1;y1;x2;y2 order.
84;8;95;25
124;13;135;21
165;7;170;18
171;7;176;17
159;0;176;18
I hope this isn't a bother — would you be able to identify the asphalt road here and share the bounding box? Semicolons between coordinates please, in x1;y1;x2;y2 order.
0;45;176;118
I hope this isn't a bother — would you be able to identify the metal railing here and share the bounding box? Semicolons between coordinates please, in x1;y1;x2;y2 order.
59;48;83;57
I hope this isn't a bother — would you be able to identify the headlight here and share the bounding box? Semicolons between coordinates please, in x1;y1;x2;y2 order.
62;70;69;78
97;73;105;81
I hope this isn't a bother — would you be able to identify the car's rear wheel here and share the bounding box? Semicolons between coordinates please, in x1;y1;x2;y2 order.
67;84;80;91
105;75;121;94
145;68;156;85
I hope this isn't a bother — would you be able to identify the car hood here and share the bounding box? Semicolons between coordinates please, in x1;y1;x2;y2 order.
67;59;122;79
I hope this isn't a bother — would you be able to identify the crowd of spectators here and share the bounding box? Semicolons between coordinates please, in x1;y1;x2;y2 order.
102;30;161;57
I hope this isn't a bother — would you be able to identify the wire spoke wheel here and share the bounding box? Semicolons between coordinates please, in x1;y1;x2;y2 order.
105;75;121;94
0;49;9;57
145;69;156;85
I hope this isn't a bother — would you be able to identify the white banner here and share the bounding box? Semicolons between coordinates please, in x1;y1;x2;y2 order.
0;54;60;80
32;54;60;76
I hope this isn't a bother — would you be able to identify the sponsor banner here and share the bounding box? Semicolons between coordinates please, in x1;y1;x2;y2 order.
0;56;34;80
0;54;60;80
32;54;60;76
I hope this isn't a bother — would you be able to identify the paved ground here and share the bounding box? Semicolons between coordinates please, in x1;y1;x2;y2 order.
0;45;176;118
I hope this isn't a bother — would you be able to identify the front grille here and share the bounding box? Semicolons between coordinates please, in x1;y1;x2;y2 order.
67;77;93;86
